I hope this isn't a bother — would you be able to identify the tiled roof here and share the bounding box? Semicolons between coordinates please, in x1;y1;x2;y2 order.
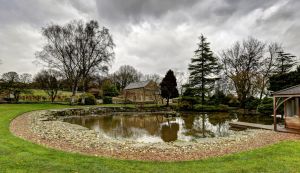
124;81;151;90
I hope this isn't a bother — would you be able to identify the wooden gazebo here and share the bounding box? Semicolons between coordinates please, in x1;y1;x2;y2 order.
273;84;300;131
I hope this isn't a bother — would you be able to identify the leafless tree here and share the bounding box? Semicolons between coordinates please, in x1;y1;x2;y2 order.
142;73;161;83
173;70;186;96
256;43;281;100
2;71;19;83
112;65;142;90
36;20;114;104
221;37;265;107
1;71;28;102
34;69;62;103
19;73;32;84
76;20;115;104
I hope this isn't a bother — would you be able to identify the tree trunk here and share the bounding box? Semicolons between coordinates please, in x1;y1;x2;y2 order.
70;83;78;105
81;78;87;105
202;114;205;137
166;97;170;107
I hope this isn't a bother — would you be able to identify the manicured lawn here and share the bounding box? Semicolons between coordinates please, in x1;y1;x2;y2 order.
1;104;300;172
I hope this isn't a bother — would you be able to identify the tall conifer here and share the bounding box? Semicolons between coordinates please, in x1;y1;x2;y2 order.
188;35;220;103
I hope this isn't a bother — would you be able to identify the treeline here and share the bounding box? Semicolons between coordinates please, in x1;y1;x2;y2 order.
181;34;297;112
0;19;298;111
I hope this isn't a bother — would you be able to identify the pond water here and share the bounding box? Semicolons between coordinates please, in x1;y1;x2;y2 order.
63;112;282;143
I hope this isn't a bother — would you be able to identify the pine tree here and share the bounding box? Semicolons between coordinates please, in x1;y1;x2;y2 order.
188;34;220;104
275;51;296;74
160;70;179;106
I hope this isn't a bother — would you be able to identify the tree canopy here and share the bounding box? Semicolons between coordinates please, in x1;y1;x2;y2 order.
36;20;114;104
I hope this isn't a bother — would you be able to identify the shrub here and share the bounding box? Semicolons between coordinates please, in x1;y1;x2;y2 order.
261;97;273;104
78;93;96;105
245;96;260;110
209;90;231;105
177;96;199;110
177;101;194;110
257;103;273;115
103;96;112;104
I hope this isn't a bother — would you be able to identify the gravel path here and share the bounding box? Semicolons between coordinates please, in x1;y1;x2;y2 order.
10;110;300;161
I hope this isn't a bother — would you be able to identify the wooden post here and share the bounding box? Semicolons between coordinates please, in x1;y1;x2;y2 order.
273;96;277;131
284;100;287;128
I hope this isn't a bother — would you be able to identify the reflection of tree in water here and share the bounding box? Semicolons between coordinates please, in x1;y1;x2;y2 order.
87;114;172;138
65;112;235;141
161;122;179;142
208;113;235;136
182;113;213;138
181;114;195;130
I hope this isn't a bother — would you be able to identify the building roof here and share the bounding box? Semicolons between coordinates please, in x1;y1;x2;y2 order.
272;84;300;96
124;80;151;90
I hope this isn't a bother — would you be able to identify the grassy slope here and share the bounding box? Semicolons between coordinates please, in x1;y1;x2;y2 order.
21;89;82;97
0;104;300;173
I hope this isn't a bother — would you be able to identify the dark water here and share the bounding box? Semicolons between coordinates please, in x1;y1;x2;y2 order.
63;112;281;143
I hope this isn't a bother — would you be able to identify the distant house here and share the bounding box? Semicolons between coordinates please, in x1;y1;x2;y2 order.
123;80;161;103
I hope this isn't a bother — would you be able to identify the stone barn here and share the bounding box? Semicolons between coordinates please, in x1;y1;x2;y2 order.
123;80;161;103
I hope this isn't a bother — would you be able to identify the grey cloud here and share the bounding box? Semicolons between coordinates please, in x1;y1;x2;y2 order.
95;0;199;24
0;0;299;76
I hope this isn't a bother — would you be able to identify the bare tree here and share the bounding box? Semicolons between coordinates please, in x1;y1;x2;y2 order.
34;69;62;103
173;70;186;96
36;20;114;104
142;74;161;83
75;20;115;104
2;71;19;83
256;43;281;100
112;65;142;90
19;73;32;84
1;71;28;102
221;37;265;107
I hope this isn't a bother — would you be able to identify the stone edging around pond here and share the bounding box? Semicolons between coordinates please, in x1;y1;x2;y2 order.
10;107;300;161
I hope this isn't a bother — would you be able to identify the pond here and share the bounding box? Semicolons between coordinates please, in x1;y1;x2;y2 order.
63;112;282;143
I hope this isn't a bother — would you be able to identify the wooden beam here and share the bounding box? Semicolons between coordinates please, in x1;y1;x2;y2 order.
275;96;293;111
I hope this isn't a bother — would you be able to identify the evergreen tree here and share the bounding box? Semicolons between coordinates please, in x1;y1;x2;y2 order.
269;66;300;91
188;34;220;103
275;51;296;74
160;70;179;106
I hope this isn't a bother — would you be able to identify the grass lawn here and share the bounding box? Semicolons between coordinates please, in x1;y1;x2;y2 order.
1;104;300;172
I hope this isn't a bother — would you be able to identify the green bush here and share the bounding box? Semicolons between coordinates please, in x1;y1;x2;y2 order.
78;93;96;105
103;96;112;104
261;97;273;104
177;96;199;111
245;96;260;110
177;101;194;110
257;103;273;115
209;90;231;105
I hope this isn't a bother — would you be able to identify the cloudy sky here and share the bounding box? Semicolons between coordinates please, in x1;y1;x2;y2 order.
0;0;299;76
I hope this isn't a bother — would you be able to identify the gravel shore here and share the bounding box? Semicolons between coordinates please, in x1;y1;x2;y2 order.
10;110;300;161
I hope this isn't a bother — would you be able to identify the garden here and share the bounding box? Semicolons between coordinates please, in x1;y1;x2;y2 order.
1;104;300;173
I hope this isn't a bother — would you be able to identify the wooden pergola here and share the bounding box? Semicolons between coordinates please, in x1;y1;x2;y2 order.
273;84;300;131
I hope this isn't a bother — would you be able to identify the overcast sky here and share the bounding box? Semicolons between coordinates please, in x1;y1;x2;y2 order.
0;0;299;76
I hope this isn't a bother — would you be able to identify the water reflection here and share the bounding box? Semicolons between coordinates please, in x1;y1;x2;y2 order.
64;112;247;143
